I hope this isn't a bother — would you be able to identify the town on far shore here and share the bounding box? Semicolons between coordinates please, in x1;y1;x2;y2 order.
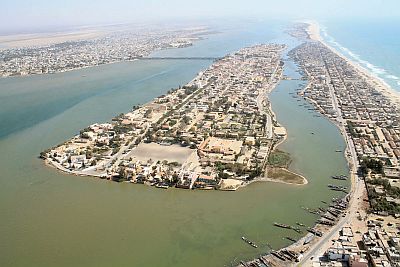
0;26;209;77
41;43;301;191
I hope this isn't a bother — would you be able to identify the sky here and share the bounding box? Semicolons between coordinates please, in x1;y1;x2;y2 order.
2;0;400;34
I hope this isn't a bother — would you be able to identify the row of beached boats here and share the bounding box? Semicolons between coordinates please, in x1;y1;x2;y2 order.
239;194;350;266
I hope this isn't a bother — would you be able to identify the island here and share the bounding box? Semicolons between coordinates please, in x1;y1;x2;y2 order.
40;43;306;190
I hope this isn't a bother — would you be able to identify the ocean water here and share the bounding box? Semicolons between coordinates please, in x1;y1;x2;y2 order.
320;18;400;92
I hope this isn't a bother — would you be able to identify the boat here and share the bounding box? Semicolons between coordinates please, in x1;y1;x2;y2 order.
303;234;315;245
307;227;323;237
328;184;347;191
335;150;342;152
317;219;334;226
321;214;336;221
271;251;286;261
285;236;296;242
279;251;293;261
259;256;270;266
281;249;298;261
296;222;306;227
155;183;169;189
274;222;291;229
292;228;303;234
303;207;321;215
328;208;341;217
331;175;348;180
318;207;327;213
241;236;258;248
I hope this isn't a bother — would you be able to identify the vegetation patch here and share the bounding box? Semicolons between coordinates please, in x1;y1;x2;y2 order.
268;150;291;168
360;157;384;175
367;178;400;214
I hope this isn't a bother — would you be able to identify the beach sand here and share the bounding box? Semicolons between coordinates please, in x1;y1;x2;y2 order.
265;167;308;185
306;21;400;106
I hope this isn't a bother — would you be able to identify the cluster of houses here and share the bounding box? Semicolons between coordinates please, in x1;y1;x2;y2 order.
322;221;400;267
142;44;286;184
43;101;166;175
324;226;369;266
291;41;400;216
0;27;202;77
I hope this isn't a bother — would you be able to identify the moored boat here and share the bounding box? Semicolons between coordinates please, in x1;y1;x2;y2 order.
286;236;297;242
274;222;291;229
241;236;258;248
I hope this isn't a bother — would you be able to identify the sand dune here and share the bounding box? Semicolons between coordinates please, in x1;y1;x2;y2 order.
0;30;105;49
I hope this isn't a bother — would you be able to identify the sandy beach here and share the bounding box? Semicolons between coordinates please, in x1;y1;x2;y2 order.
307;21;400;106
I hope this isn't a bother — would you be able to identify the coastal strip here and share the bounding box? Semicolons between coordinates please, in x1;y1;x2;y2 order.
41;43;306;191
240;22;400;266
295;21;400;266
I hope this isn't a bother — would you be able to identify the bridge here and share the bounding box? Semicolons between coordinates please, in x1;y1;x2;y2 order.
131;57;221;61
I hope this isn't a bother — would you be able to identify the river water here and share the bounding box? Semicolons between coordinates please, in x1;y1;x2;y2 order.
0;21;348;267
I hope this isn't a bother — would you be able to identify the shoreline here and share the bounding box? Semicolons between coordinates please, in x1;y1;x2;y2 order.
256;55;308;186
264;168;308;185
255;50;309;187
265;134;309;186
1;59;140;80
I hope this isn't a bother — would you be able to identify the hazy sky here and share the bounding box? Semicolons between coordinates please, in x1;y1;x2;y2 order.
2;0;400;33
